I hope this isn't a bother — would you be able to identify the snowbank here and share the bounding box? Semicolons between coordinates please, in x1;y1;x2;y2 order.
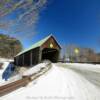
0;58;17;86
0;62;10;85
23;63;48;76
0;58;13;76
0;63;50;86
0;62;9;75
1;64;100;100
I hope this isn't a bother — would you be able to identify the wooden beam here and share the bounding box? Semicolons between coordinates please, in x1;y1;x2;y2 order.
22;55;24;66
38;47;42;63
30;51;33;66
16;57;19;66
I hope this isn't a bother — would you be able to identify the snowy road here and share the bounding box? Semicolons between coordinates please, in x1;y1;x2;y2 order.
1;63;100;100
57;63;100;88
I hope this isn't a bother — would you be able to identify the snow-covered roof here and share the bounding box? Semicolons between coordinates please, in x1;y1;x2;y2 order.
15;35;61;57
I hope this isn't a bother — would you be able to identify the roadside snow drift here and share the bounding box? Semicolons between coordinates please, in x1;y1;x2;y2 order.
1;63;100;100
0;58;11;85
23;63;48;76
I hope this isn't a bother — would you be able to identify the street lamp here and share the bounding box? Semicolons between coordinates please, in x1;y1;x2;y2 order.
74;48;80;62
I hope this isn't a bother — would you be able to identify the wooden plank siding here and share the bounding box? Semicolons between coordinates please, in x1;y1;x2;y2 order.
14;35;61;67
41;36;60;50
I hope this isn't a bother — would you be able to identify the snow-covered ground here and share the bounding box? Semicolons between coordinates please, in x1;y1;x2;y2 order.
1;63;100;100
57;63;100;87
23;63;49;76
0;58;13;76
0;58;16;86
0;63;50;86
0;62;9;77
0;59;11;85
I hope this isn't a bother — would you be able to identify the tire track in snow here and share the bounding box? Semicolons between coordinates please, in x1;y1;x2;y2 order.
1;63;100;100
54;63;100;100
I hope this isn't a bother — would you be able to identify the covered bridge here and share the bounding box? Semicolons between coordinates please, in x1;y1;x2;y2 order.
14;35;61;66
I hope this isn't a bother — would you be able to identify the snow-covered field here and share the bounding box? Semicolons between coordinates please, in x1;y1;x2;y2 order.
1;63;100;100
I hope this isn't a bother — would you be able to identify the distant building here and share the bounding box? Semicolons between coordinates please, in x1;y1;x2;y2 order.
14;35;61;66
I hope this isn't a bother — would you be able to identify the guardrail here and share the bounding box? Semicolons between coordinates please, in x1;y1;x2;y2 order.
0;76;30;97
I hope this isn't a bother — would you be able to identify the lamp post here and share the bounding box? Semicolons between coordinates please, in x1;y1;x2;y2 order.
74;48;80;62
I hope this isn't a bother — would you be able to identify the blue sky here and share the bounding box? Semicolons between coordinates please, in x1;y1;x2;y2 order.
1;0;100;52
29;0;100;52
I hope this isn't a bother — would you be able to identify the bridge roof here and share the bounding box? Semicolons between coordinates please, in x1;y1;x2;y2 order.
15;35;61;57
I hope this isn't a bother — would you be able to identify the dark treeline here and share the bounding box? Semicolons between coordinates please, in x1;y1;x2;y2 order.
0;34;22;58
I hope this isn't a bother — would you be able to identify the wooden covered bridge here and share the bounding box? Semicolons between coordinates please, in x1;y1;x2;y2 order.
14;35;61;66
